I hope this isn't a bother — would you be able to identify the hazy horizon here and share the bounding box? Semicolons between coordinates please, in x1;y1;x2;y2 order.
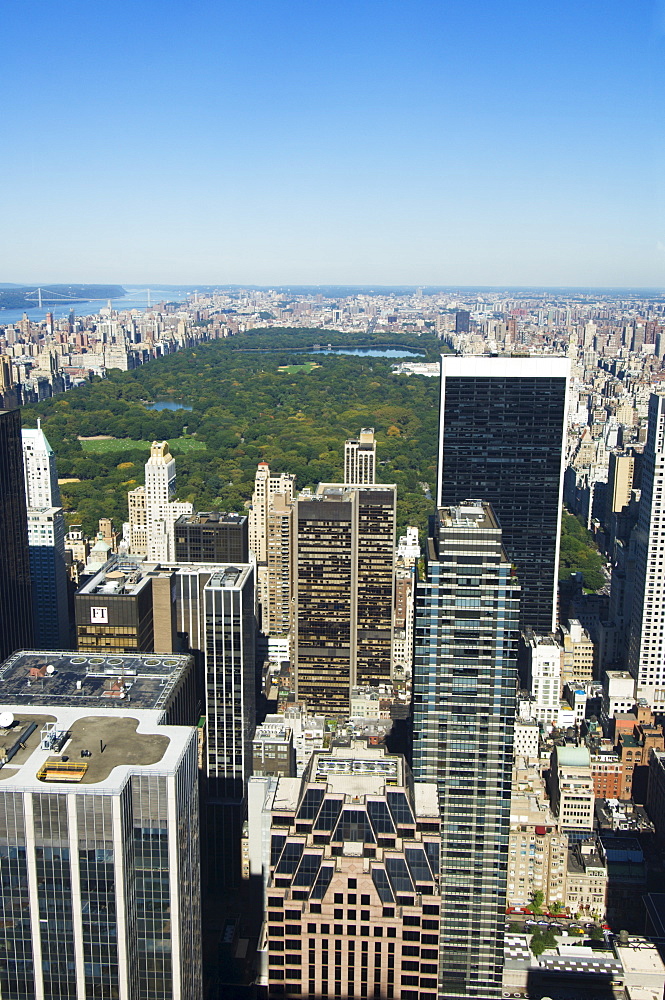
2;0;664;287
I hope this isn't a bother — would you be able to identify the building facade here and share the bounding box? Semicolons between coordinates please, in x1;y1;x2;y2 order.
437;355;569;633
27;507;70;649
344;427;376;485
21;422;61;509
144;442;193;563
250;744;441;1000
0;704;201;1000
294;484;396;716
548;746;595;835
174;511;248;564
628;393;665;710
412;501;520;999
0;408;33;660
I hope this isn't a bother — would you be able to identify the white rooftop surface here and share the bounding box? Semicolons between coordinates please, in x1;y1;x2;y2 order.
0;705;194;793
272;777;301;812
413;782;440;818
440;354;570;379
617;940;665;977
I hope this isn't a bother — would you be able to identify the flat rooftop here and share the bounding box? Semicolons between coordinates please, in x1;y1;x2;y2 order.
77;559;155;597
0;650;192;713
438;501;500;531
175;511;247;525
0;706;193;791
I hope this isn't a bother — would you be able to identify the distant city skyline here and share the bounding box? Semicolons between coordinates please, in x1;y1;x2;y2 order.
3;0;664;286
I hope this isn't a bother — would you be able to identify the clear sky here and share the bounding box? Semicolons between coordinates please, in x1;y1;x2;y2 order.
2;0;664;287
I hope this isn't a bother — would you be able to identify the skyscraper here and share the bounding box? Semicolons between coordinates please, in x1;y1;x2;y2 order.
0;408;33;659
437;355;569;633
344;427;376;485
0;650;200;1000
628;392;665;710
294;483;396;716
27;507;70;649
22;423;69;649
250;743;441;1000
412;501;520;999
144;442;193;562
21;421;61;508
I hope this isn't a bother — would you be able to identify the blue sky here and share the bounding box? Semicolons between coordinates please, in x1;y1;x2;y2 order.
1;0;664;286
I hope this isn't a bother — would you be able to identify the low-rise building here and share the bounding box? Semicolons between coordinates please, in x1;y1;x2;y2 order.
253;719;296;778
508;763;568;910
565;839;608;920
549;745;595;834
514;718;540;761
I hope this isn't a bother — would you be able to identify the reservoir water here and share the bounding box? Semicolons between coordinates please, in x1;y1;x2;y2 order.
145;400;193;411
311;347;424;358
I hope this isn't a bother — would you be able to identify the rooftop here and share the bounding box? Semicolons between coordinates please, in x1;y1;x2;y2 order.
438;500;500;531
175;510;247;526
0;650;193;713
0;706;193;791
556;744;591;767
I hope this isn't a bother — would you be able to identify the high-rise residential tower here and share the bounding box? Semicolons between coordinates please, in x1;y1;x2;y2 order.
21;421;61;508
412;501;520;999
437;355;569;633
628;392;665;710
294;483;396;716
248;463;296;564
0;408;33;659
22;423;69;649
344;427;376;485
144;442;193;562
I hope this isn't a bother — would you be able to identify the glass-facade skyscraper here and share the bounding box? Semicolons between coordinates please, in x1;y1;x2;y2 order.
437;356;569;633
412;501;520;999
0;408;33;659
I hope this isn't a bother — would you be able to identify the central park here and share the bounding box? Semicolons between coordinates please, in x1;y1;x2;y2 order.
20;326;604;590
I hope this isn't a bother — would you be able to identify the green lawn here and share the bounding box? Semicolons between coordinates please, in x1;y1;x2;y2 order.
80;437;206;454
277;362;321;374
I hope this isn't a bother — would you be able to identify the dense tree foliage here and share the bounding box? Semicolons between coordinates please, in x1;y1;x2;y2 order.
558;512;606;591
21;328;442;537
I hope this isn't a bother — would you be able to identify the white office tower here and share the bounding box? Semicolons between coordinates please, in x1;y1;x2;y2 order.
144;442;192;562
344;426;376;484
0;648;202;1000
21;421;61;509
524;632;562;732
248;462;296;563
628;393;665;710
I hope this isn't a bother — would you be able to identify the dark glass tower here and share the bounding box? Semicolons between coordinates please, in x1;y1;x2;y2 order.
437;356;569;633
0;409;33;657
412;501;520;998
